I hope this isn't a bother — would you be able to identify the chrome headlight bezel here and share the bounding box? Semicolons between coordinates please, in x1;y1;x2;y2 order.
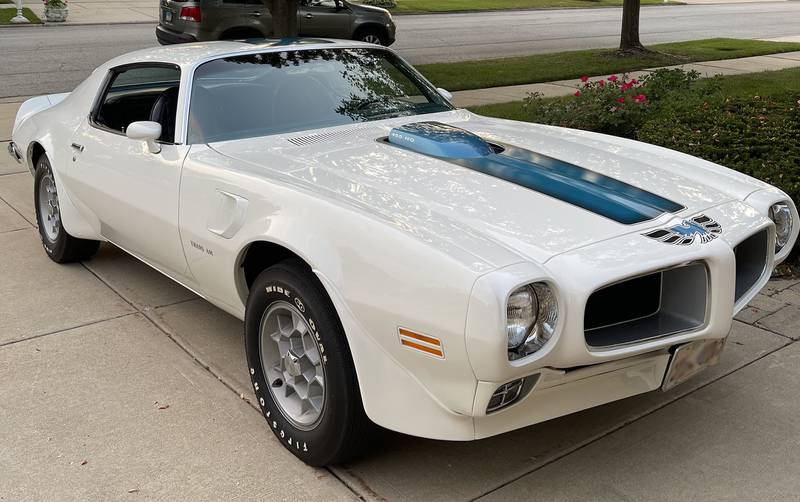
507;282;558;360
769;201;793;253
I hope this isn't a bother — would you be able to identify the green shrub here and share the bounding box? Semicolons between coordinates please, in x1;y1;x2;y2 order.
639;94;800;204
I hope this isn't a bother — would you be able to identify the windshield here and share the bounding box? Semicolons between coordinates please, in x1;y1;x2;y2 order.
187;48;453;144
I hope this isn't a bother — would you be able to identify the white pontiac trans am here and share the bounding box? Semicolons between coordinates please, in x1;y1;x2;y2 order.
9;39;798;466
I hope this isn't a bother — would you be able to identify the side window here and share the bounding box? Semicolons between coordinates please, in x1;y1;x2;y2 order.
93;65;182;143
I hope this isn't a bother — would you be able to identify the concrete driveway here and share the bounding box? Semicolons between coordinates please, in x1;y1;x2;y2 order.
3;103;800;500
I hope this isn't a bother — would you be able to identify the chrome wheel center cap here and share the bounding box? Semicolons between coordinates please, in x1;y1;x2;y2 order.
284;351;302;378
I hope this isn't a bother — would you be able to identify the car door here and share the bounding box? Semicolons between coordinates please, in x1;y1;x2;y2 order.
64;63;192;278
299;0;352;39
210;0;270;39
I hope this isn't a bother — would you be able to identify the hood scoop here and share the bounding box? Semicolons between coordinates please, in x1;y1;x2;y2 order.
388;122;494;159
386;122;684;225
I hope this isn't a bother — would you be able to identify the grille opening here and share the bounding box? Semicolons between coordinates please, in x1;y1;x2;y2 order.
585;273;662;331
734;229;769;302
584;263;708;348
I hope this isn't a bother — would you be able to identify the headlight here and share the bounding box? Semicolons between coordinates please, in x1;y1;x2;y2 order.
769;201;793;253
507;283;558;360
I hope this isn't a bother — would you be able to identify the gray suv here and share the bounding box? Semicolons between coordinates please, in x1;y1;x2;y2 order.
156;0;396;46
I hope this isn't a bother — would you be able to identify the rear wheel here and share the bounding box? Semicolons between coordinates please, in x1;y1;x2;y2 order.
33;155;99;263
244;259;378;466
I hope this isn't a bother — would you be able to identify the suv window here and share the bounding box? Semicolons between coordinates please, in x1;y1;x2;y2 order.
93;65;181;142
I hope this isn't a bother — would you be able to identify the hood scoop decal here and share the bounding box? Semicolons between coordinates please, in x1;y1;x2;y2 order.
386;122;684;225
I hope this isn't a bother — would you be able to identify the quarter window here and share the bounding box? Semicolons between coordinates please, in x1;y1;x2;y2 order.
93;65;182;143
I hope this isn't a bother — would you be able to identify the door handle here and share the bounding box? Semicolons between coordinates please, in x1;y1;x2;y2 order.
71;143;84;152
305;13;313;18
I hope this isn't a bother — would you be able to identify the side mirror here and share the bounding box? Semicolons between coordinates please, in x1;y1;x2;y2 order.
436;87;453;101
126;121;162;154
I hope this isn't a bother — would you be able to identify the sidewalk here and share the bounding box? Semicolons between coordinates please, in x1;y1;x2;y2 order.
450;50;800;107
15;0;157;24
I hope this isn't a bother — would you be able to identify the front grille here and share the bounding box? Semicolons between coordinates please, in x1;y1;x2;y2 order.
584;262;708;348
734;229;769;302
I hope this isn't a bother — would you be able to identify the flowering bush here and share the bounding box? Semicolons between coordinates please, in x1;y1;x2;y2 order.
523;68;701;138
43;0;67;8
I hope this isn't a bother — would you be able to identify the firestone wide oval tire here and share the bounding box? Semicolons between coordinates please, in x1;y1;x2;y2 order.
244;259;378;466
33;155;100;263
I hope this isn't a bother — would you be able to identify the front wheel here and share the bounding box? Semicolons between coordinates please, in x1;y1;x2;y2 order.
356;27;387;46
33;154;100;263
244;260;378;466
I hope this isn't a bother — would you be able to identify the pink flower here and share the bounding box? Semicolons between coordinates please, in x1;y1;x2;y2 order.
608;75;619;82
616;97;626;104
580;75;589;83
598;80;606;87
574;91;582;97
631;79;639;85
620;82;634;92
632;94;648;103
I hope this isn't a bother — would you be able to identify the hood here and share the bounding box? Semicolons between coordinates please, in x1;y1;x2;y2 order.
345;1;389;15
210;110;762;267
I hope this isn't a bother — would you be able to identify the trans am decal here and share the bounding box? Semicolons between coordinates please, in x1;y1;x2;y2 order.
387;122;684;225
643;215;723;245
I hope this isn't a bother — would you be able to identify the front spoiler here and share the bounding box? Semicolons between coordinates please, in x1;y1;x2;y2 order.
473;351;671;438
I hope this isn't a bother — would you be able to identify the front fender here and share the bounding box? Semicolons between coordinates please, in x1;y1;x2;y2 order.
179;145;488;432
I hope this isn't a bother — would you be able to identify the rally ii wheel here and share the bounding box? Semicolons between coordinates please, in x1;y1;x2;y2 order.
244;259;377;466
33;154;100;263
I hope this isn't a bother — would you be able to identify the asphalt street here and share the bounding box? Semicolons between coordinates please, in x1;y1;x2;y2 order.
0;2;799;98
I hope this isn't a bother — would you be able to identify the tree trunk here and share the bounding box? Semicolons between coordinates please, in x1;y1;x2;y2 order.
619;0;645;54
263;0;299;38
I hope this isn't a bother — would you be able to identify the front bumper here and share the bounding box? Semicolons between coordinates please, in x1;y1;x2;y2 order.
474;350;670;438
459;200;777;436
155;25;197;45
385;21;396;45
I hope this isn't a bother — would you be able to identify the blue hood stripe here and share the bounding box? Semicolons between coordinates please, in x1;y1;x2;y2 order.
387;122;684;225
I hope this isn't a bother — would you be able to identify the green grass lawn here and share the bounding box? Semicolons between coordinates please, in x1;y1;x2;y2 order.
389;0;677;13
417;38;800;91
0;6;41;23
